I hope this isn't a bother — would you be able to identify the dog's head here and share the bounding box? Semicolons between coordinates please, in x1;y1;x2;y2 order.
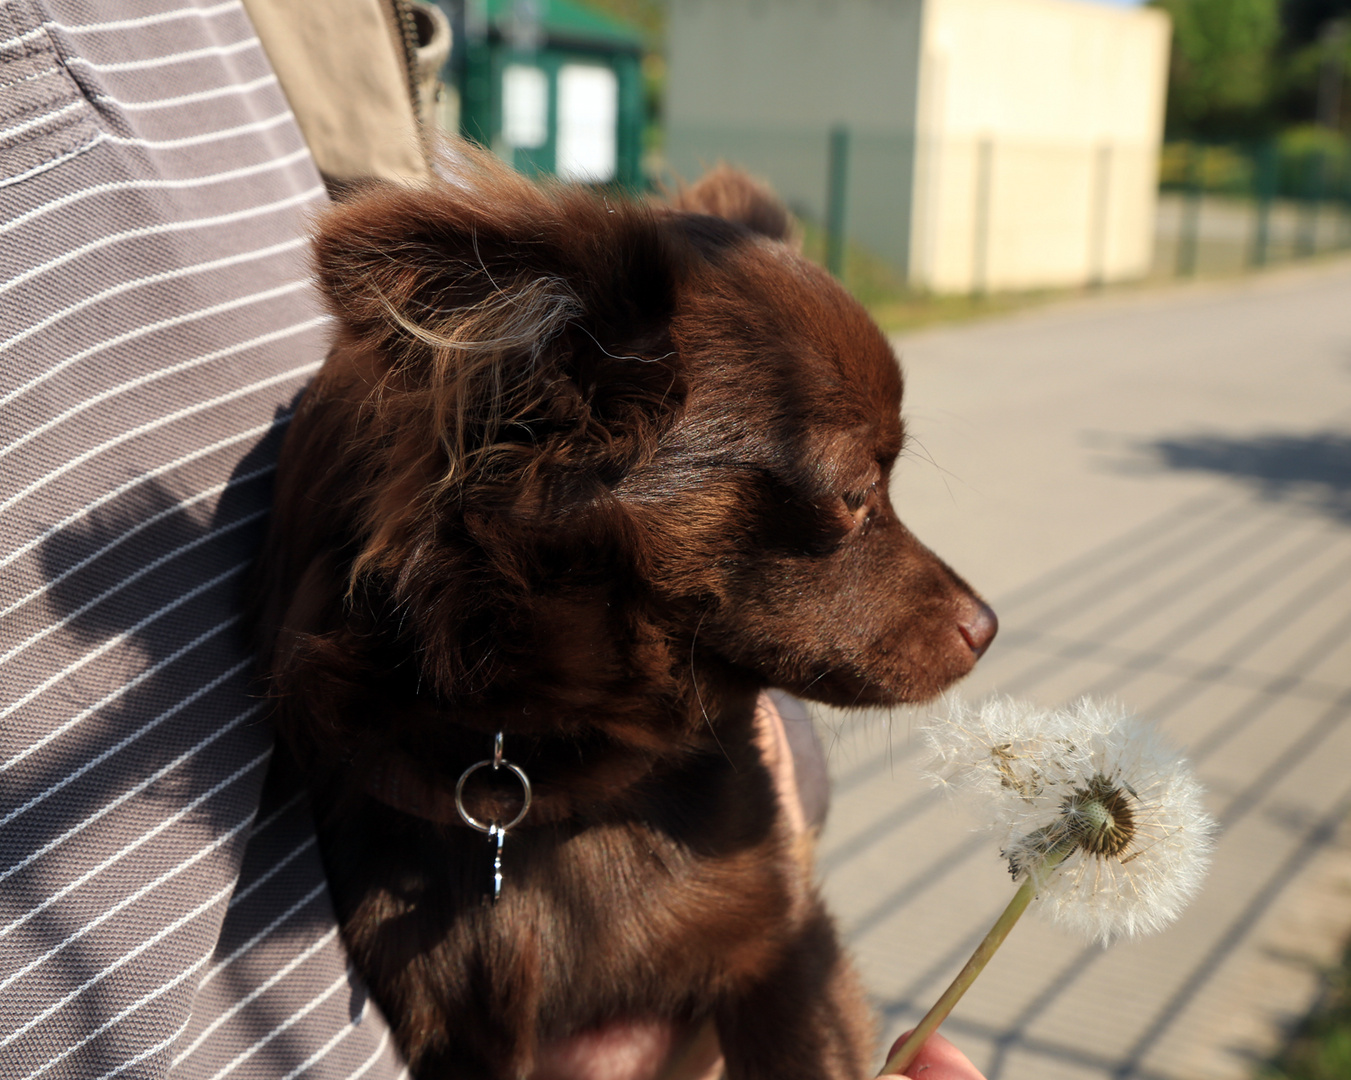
295;148;993;721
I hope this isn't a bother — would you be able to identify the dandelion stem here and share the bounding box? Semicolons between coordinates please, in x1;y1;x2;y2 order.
879;847;1070;1077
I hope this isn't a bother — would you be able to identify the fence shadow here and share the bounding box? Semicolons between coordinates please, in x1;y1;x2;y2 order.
1145;431;1351;523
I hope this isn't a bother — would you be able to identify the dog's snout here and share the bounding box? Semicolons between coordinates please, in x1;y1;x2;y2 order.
956;598;998;658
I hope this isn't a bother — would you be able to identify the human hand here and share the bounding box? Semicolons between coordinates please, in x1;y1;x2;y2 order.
880;1031;987;1080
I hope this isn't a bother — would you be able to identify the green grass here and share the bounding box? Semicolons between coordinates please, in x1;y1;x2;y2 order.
1259;939;1351;1080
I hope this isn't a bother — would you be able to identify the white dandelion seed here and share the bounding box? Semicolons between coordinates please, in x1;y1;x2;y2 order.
881;696;1215;1077
922;695;1216;946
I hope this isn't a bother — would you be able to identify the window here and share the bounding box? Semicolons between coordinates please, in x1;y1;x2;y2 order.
556;63;617;182
502;64;548;149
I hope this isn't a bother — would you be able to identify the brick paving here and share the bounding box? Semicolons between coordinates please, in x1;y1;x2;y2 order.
814;259;1351;1080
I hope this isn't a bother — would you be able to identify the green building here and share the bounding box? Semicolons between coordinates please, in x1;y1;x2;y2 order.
438;0;646;189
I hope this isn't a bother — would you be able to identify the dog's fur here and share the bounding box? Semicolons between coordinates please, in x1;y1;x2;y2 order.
255;148;995;1080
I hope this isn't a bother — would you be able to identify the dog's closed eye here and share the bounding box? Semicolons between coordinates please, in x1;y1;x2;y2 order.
840;458;886;533
842;484;877;529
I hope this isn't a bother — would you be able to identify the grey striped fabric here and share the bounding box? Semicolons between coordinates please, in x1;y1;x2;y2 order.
1;1;406;1076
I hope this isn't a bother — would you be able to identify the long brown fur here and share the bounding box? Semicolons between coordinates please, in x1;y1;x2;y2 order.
255;146;996;1080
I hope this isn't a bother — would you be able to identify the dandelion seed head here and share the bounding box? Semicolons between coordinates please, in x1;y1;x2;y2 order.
921;696;1216;945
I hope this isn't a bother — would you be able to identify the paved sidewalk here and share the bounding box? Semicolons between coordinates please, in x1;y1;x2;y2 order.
814;258;1351;1080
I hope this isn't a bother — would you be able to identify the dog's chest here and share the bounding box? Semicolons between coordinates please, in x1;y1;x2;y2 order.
320;749;801;1050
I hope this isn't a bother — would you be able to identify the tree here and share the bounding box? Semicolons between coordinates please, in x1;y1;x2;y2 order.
1277;9;1351;133
1283;0;1351;46
1151;0;1283;136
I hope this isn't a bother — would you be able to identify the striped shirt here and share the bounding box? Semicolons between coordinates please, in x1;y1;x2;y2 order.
1;1;406;1075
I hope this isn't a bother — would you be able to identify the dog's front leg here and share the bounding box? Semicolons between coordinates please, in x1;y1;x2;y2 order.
716;901;876;1080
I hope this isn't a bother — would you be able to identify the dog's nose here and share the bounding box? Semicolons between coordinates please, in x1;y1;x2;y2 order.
957;599;998;657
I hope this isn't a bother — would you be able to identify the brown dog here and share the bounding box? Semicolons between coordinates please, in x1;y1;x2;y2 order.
255;148;996;1080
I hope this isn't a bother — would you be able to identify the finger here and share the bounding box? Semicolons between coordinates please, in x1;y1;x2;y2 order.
880;1031;986;1080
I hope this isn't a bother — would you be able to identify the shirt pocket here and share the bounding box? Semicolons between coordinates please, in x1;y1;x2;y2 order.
0;0;101;190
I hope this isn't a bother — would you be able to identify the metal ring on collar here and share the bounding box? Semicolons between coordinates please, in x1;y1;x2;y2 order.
454;758;533;833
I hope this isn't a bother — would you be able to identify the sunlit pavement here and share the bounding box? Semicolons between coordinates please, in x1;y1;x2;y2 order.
814;256;1351;1080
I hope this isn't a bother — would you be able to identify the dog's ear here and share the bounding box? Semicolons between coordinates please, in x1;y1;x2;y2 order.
668;166;796;244
310;148;685;490
311;150;679;372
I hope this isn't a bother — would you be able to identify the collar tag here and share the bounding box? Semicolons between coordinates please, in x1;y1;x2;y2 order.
454;732;533;901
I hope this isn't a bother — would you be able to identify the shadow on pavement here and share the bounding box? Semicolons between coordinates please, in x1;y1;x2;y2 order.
1145;431;1351;524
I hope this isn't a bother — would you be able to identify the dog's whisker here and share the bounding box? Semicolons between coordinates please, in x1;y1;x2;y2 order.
821;712;847;766
902;434;968;505
689;606;732;767
886;709;898;777
801;668;832;693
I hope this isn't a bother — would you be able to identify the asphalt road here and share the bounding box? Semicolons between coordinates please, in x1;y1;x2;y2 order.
814;256;1351;1080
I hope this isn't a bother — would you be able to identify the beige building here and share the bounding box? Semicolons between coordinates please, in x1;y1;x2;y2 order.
665;0;1171;293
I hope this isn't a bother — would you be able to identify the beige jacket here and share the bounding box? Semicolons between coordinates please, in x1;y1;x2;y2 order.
241;0;451;186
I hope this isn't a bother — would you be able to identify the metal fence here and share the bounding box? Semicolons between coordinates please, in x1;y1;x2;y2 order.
662;124;1351;295
665;122;918;281
1156;140;1351;277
